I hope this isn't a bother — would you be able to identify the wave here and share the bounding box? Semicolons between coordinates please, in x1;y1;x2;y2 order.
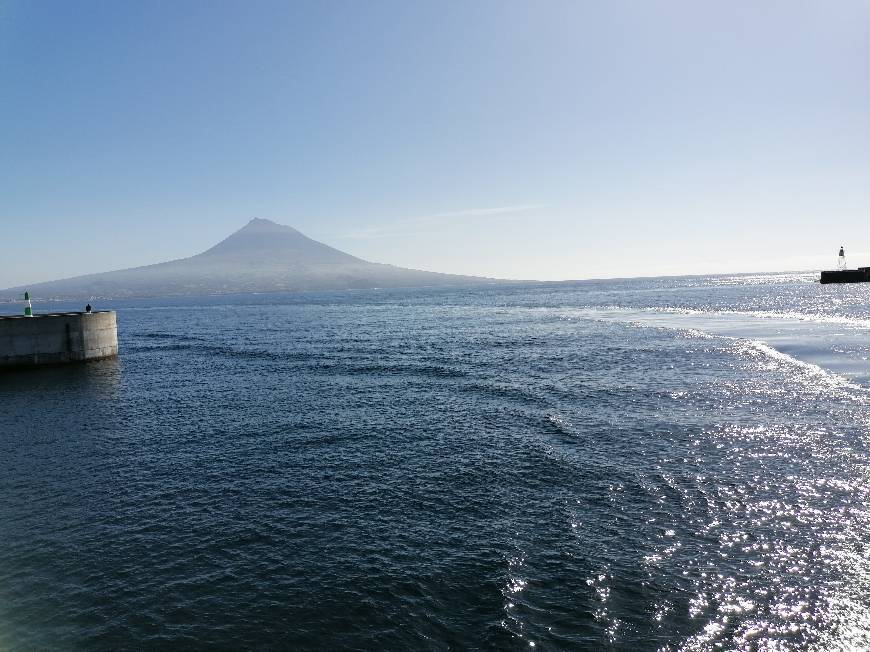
565;304;870;331
128;340;470;380
650;306;870;330
338;362;469;379
546;413;574;436
567;306;870;397
733;338;868;394
137;331;213;342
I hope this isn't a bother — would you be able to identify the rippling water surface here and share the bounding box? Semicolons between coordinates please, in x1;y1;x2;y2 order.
3;273;870;650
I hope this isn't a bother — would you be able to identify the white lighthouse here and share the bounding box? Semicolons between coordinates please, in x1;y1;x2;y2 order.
838;246;847;270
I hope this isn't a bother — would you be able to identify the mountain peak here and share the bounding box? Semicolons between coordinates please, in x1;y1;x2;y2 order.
200;218;361;264
238;217;298;234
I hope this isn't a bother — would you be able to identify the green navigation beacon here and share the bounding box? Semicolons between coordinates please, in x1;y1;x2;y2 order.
24;291;33;317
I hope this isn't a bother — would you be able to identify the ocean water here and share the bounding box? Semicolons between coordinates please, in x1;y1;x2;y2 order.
3;273;870;650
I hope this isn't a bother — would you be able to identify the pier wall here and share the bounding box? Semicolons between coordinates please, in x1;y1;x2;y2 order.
820;268;870;284
0;311;118;368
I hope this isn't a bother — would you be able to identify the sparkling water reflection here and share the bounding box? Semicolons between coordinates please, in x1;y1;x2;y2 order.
2;275;870;649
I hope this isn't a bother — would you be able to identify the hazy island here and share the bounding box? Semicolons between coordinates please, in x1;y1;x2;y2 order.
1;218;495;301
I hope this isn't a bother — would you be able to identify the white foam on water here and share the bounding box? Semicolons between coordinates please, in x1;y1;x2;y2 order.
566;306;870;397
653;305;870;331
733;338;867;394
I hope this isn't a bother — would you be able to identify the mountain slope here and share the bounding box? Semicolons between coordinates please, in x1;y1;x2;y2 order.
199;218;365;265
3;219;491;299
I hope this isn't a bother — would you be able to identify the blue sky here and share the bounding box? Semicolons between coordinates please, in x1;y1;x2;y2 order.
1;0;868;287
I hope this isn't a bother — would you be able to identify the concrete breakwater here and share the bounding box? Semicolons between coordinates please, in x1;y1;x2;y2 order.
0;311;118;368
819;267;870;284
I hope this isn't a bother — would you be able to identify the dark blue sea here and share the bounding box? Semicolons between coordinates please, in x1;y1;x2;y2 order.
4;273;870;650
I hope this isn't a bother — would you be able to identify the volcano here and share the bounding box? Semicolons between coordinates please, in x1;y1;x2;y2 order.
3;219;490;299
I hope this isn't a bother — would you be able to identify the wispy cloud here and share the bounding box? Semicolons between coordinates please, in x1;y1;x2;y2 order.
338;204;546;239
